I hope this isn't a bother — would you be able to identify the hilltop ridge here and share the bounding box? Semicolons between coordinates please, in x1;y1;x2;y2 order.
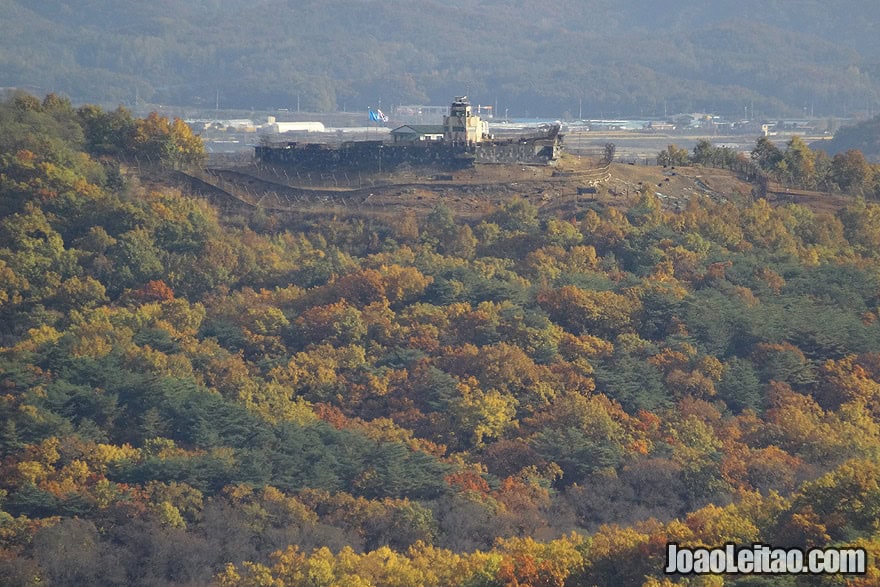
2;0;879;117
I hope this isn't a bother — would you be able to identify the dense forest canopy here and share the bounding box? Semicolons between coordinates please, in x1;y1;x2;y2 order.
2;0;880;117
2;92;880;584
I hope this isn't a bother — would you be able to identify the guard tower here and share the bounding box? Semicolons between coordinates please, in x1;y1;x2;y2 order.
443;96;489;144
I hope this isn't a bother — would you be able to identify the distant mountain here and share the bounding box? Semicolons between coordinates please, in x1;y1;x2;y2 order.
2;0;880;117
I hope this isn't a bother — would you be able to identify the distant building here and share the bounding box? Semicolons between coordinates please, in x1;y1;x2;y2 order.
186;118;257;131
390;125;446;143
263;117;326;134
394;104;449;123
391;97;489;144
443;96;489;143
644;121;676;131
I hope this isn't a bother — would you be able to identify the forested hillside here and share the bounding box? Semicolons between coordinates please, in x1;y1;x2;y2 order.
2;0;880;117
3;93;880;585
815;115;880;161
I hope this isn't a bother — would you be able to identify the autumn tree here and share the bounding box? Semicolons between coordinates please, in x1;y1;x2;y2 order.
657;144;689;167
132;112;206;168
751;136;783;172
831;149;873;194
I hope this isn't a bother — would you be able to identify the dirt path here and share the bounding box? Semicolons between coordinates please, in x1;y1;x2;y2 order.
185;158;858;219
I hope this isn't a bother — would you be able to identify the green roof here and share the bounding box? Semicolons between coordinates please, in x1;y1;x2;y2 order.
391;125;445;135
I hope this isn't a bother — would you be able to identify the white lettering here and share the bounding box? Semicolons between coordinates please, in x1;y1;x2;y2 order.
663;544;865;576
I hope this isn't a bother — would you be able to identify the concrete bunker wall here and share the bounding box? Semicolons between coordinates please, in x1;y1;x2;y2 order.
255;138;560;171
474;142;552;164
255;142;474;172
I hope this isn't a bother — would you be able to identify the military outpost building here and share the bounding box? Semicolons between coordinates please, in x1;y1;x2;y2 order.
255;96;562;171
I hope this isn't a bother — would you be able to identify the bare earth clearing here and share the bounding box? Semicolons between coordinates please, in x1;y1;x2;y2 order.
179;153;851;220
